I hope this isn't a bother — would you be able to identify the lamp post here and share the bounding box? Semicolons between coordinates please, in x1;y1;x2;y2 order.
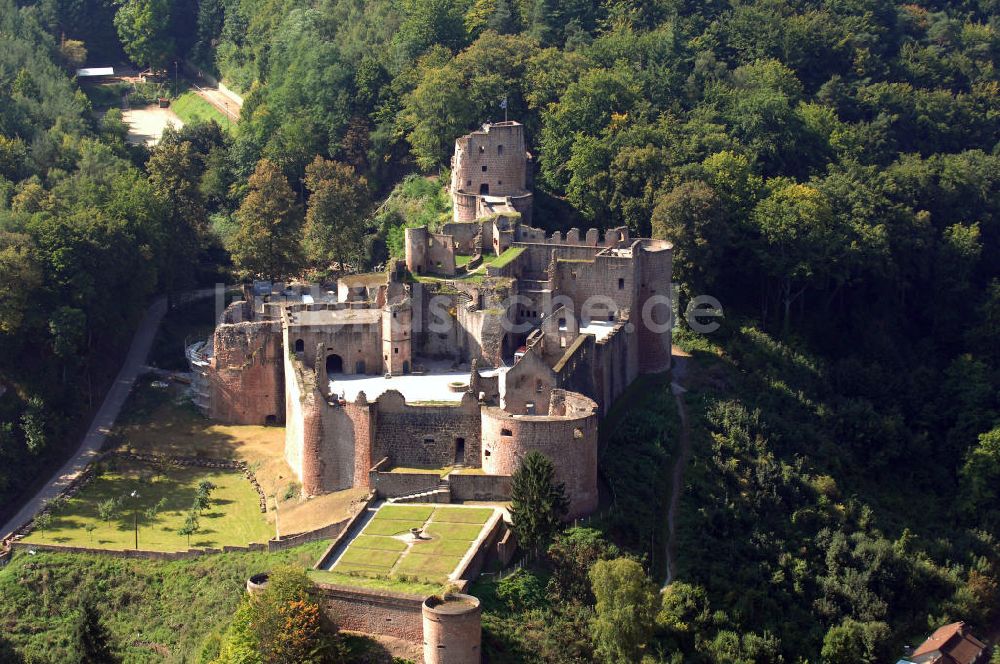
130;490;139;550
272;495;280;542
173;61;178;98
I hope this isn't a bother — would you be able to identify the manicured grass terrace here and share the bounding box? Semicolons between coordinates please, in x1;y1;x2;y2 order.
318;505;496;595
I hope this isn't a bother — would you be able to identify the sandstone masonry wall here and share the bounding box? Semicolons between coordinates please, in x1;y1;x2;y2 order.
210;319;283;425
480;393;598;518
373;391;482;468
314;584;425;643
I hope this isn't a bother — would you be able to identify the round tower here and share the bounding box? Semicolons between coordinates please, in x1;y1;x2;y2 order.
422;594;482;664
405;226;429;274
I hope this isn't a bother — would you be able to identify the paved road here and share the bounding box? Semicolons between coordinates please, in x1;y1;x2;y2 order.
0;289;214;541
662;347;692;590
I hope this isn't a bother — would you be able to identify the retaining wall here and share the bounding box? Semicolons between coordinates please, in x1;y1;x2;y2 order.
313;584;425;643
369;470;442;498
448;473;511;502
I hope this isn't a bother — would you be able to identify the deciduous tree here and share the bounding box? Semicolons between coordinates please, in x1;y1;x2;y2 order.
113;0;174;69
230;159;302;281
303;157;369;273
589;557;658;663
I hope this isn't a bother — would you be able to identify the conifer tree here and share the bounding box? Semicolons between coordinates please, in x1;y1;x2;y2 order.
510;450;568;557
73;600;119;664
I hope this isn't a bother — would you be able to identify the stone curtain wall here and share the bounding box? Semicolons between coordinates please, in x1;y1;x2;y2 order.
313;584;425;643
372;391;482;469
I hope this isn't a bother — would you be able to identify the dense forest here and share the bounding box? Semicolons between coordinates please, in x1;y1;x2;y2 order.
1;0;999;660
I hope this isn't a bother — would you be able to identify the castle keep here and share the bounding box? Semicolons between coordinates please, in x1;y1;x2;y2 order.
196;122;673;519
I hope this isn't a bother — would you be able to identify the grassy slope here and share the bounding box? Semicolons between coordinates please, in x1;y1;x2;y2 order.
23;459;271;551
171;89;231;128
0;541;328;664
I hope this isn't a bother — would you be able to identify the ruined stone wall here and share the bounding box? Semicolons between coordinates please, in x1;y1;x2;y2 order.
502;345;556;413
286;363;325;494
311;396;372;492
210;319;284;425
285;338;372;496
553;254;638;323
593;323;638;415
440;221;481;254
427;232;457;275
284;332;307;483
289;319;382;375
480;392;599;518
373;391;482;468
515;243;597;276
553;334;598;403
411;286;464;361
314;584;424;643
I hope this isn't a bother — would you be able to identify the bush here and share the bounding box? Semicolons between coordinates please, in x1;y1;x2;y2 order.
496;569;546;611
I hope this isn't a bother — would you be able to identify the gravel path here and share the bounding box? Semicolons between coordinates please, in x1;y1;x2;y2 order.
662;347;692;591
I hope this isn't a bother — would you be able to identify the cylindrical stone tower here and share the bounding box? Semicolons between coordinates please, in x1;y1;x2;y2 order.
422;593;482;664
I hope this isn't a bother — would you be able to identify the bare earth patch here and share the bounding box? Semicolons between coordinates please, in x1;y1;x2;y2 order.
122;106;184;145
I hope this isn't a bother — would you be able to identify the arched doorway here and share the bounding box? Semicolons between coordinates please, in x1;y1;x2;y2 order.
402;360;410;374
454;437;465;465
479;183;489;195
294;339;304;354
326;354;343;377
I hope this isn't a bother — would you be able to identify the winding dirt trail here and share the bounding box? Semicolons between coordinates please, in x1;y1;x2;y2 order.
662;347;692;591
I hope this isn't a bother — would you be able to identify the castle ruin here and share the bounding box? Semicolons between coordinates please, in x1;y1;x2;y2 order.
195;121;673;520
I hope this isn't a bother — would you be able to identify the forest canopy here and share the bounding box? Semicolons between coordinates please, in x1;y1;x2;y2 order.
1;0;998;660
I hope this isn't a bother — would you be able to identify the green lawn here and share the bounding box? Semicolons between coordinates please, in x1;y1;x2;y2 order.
424;522;485;540
338;547;401;568
432;506;494;523
308;569;443;596
326;505;496;593
490;246;525;269
352;535;408;552
377;504;435;521
361;518;426;536
23;459;272;551
394;552;464;577
172;89;231;128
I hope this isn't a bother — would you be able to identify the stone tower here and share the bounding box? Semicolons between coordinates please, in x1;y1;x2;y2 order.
450;121;533;224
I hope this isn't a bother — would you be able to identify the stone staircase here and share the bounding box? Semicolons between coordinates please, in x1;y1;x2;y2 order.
386;479;452;504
